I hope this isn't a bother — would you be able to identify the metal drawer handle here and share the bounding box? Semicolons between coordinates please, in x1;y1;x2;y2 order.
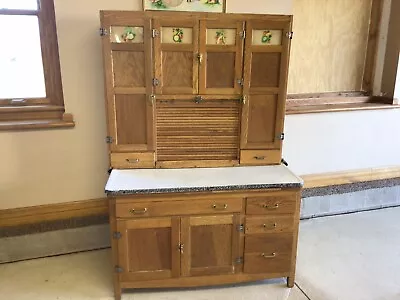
263;223;277;229
262;203;279;209
129;208;148;214
261;252;277;258
126;158;140;163
254;156;265;160
212;204;228;210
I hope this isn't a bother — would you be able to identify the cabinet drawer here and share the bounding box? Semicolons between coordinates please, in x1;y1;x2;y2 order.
111;152;155;169
245;216;294;234
244;233;293;274
116;198;243;218
246;192;296;215
240;150;281;165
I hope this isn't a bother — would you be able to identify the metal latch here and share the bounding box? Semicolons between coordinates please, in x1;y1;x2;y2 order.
239;30;246;39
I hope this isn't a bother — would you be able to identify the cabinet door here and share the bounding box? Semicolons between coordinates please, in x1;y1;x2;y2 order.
199;20;244;95
180;214;241;277
241;19;292;150
154;18;199;95
101;14;155;153
116;217;180;282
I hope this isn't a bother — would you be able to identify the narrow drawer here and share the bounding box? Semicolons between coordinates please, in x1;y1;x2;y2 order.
244;233;293;274
240;150;281;165
111;152;155;169
116;198;243;218
245;216;294;234
246;192;297;215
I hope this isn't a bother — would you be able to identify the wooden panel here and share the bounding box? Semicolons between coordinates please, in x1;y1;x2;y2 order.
246;192;297;215
245;232;293;253
240;150;281;165
110;152;155;169
162;51;194;90
206;52;235;88
115;198;243;218
156;99;240;162
112;51;145;87
251;53;281;88
245;216;294;234
287;0;373;93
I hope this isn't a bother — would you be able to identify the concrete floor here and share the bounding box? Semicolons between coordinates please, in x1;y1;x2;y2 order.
1;207;399;300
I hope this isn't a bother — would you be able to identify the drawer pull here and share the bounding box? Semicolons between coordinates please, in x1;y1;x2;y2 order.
263;223;277;229
129;208;148;214
262;203;279;209
212;204;228;210
126;158;140;163
254;156;265;160
261;252;277;258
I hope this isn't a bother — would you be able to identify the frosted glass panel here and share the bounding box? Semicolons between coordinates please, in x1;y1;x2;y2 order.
111;26;144;43
252;30;282;46
0;0;38;10
206;29;236;45
0;15;45;99
161;27;192;44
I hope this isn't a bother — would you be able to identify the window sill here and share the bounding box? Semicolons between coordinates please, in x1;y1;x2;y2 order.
286;96;400;115
0;113;75;131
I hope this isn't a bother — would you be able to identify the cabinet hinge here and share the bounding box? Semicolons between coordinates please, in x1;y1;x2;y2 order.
106;136;114;144
237;224;244;232
239;30;246;39
113;232;122;239
152;78;160;86
286;31;294;39
152;29;160;38
235;257;243;264
279;133;285;141
99;27;108;36
237;78;244;86
115;266;124;273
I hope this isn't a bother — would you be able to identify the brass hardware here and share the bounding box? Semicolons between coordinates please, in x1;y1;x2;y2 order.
148;94;155;105
237;78;244;86
239;30;246;39
152;78;160;86
10;98;27;105
152;29;159;38
262;204;279;209
261;252;276;258
99;28;108;36
237;224;244;232
197;53;203;64
194;96;203;104
212;204;228;210
178;244;184;253
129;208;148;214
126;158;140;163
242;95;247;105
263;223;277;229
254;156;265;160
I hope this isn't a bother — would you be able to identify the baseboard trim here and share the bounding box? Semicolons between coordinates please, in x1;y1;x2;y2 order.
301;166;400;188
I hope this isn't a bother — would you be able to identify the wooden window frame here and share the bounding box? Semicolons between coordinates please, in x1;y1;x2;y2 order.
0;0;74;130
286;0;400;115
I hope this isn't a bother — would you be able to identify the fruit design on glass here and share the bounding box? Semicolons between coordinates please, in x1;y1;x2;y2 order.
173;28;184;43
205;0;220;4
121;27;136;42
261;30;272;44
150;0;167;8
215;30;226;45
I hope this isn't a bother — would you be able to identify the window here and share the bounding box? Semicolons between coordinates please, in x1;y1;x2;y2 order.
0;0;74;130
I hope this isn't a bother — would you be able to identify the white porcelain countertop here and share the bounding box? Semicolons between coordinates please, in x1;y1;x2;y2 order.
105;165;303;195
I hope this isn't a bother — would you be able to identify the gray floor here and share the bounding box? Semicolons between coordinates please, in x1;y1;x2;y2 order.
1;207;400;300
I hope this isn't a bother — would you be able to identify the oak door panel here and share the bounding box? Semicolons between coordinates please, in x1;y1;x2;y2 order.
101;15;155;155
154;18;199;94
199;20;244;95
181;215;241;277
117;217;180;282
250;52;281;88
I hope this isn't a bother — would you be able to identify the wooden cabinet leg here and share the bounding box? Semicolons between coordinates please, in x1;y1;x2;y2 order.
113;276;122;300
287;276;295;288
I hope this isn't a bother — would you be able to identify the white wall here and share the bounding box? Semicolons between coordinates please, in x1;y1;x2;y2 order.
226;0;293;14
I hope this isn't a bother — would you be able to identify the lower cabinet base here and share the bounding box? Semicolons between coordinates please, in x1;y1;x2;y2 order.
113;274;295;299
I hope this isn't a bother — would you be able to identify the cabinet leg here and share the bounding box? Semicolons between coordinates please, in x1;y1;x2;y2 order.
287;276;295;288
113;276;122;300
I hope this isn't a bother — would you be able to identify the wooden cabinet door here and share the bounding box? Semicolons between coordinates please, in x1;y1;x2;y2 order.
241;18;292;150
180;214;241;277
154;18;199;95
116;217;180;282
101;14;155;152
199;20;244;95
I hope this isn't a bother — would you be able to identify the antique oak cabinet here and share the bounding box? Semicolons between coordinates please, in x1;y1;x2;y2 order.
100;10;300;300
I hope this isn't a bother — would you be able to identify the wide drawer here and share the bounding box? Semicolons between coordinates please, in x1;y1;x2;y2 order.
115;198;243;218
111;152;155;169
244;233;293;274
245;216;294;234
240;150;281;165
246;192;297;215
